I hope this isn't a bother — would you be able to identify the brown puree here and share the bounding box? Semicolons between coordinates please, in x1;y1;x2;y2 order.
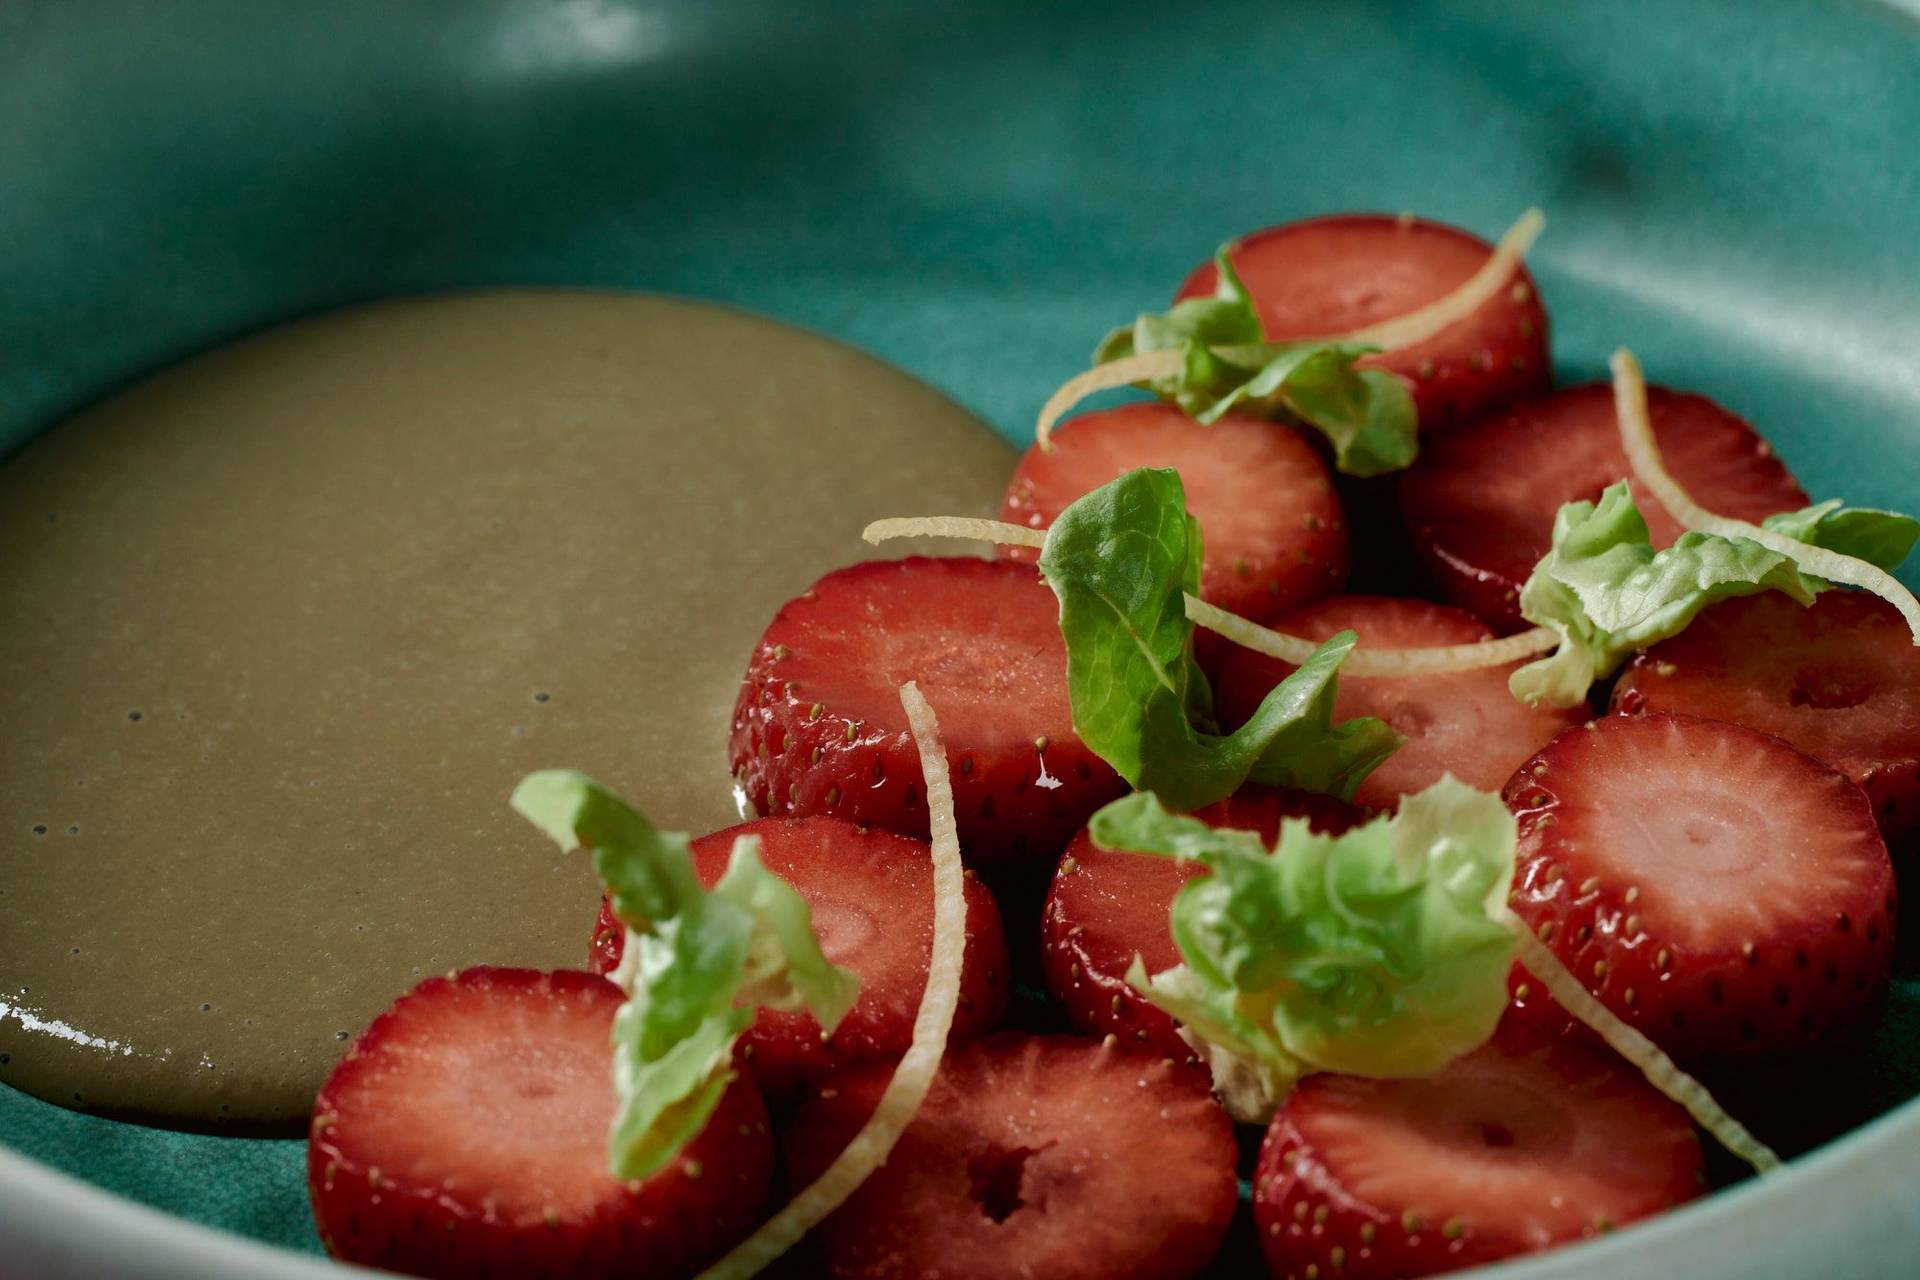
0;291;1012;1132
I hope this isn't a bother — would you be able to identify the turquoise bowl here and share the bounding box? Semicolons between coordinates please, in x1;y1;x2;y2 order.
4;2;1919;1275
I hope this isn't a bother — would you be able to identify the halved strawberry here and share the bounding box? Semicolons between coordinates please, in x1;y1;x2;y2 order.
309;967;770;1280
1399;384;1810;630
1504;714;1896;1065
1174;213;1550;431
586;815;1010;1097
1041;787;1364;1057
1213;596;1584;810
1001;404;1348;629
785;1034;1238;1280
1612;591;1920;842
730;557;1127;864
1253;1021;1704;1280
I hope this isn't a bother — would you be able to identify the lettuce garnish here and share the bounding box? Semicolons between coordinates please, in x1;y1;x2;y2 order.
1760;499;1920;573
511;770;859;1180
1509;484;1920;709
1093;246;1419;476
1038;468;1401;811
1094;777;1517;1121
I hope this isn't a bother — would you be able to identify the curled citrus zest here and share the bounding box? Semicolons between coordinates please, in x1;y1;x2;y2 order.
1183;596;1558;677
864;517;1559;676
696;682;966;1280
1334;208;1546;350
1509;922;1781;1175
1611;347;1920;644
1035;350;1185;452
862;515;1048;550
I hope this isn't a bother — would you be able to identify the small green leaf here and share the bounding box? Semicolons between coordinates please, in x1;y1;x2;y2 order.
511;767;706;928
1241;634;1405;801
607;993;749;1180
1092;778;1517;1115
511;770;859;1180
712;835;861;1029
1038;469;1400;811
1762;500;1920;575
1095;245;1419;476
1510;484;1820;709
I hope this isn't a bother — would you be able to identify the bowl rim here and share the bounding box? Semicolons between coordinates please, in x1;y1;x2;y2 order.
4;1084;1919;1278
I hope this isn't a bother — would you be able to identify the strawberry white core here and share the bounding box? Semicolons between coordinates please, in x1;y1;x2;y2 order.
1541;720;1875;953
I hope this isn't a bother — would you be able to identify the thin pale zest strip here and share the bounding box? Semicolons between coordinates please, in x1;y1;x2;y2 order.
697;682;967;1280
1611;347;1920;643
1035;350;1184;451
1335;208;1546;350
863;517;1557;675
1184;595;1557;677
1509;925;1781;1175
863;515;1048;550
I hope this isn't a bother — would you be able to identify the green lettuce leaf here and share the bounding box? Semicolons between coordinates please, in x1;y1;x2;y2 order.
1094;246;1419;476
1510;484;1819;709
1038;468;1401;812
511;770;859;1179
1092;777;1517;1119
711;837;862;1020
1761;500;1920;574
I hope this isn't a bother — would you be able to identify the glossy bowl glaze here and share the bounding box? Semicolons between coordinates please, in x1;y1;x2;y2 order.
3;1;1918;1276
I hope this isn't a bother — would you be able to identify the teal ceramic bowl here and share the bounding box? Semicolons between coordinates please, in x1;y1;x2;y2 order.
4;1;1919;1275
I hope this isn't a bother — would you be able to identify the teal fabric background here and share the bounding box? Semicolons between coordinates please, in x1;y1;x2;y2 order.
2;0;1918;1264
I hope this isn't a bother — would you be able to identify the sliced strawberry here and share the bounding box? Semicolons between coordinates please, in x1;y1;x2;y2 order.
586;816;1010;1097
729;557;1127;864
309;967;770;1280
1400;383;1810;630
1213;596;1584;811
588;895;622;974
1001;403;1348;630
785;1034;1238;1280
1041;787;1364;1057
1175;213;1550;431
1253;1021;1704;1280
1504;714;1896;1065
1612;591;1920;842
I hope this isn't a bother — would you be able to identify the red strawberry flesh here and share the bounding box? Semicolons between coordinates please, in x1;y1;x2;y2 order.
588;815;1009;1096
1213;595;1583;810
1254;1022;1704;1280
730;556;1127;863
1001;403;1348;624
1042;787;1364;1057
1613;591;1920;841
1175;213;1550;430
588;895;621;974
1400;384;1809;630
309;966;771;1280
785;1034;1238;1280
1504;714;1896;1064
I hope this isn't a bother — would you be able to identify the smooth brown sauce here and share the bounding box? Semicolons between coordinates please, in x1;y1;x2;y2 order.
0;291;1012;1131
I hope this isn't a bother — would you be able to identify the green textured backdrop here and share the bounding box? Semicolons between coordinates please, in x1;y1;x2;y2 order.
2;0;1917;1265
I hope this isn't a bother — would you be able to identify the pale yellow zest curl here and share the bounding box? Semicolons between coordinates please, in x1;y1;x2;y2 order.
695;685;967;1279
1335;208;1545;349
1610;348;1920;644
863;516;1558;676
1509;923;1780;1175
1034;351;1184;452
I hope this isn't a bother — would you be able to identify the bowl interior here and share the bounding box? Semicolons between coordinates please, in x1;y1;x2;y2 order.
3;0;1919;1275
